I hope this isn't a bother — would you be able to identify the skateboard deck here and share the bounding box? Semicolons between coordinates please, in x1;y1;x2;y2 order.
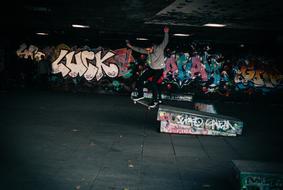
131;97;158;110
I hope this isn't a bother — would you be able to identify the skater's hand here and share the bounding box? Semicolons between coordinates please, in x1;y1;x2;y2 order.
164;26;169;33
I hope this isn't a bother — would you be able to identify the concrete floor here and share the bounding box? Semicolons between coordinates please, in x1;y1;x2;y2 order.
0;89;282;190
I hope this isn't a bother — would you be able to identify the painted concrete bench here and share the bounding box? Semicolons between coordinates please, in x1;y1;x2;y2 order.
157;104;243;136
232;160;283;190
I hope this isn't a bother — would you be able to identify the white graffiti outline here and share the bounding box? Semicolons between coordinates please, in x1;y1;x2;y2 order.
167;113;241;133
51;49;119;81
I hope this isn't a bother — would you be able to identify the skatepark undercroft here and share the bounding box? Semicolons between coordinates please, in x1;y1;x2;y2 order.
1;88;282;190
1;0;283;188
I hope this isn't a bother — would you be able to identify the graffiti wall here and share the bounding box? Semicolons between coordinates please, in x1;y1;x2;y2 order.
15;42;283;96
16;43;135;93
233;57;283;94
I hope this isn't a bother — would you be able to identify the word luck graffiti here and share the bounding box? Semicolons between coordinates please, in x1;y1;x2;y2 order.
52;49;119;81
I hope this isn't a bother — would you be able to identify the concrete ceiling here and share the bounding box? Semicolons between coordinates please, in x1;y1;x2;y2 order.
2;0;283;44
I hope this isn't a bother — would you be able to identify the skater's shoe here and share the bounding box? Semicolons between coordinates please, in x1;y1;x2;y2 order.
149;101;158;109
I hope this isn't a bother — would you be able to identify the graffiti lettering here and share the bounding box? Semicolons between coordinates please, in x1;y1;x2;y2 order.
94;50;118;80
16;43;45;61
158;108;243;136
170;113;236;132
111;48;134;78
160;121;237;136
245;175;283;189
172;114;204;127
51;49;118;81
81;51;96;81
234;60;283;90
15;42;283;95
51;49;70;77
205;119;235;132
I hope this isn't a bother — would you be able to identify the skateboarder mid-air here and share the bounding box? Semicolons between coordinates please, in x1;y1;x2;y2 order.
126;26;169;108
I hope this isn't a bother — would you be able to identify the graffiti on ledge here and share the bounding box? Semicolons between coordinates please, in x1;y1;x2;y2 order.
241;174;283;190
158;109;243;136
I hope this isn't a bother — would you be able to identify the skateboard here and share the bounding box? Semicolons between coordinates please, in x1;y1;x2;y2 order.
131;97;158;110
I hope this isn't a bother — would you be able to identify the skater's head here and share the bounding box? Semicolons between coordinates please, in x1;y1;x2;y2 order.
146;43;156;53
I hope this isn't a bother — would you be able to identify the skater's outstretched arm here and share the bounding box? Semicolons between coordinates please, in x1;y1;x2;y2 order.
126;40;148;54
158;26;169;50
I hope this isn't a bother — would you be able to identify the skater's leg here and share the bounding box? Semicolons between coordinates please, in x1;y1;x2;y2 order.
135;69;153;98
151;69;163;102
